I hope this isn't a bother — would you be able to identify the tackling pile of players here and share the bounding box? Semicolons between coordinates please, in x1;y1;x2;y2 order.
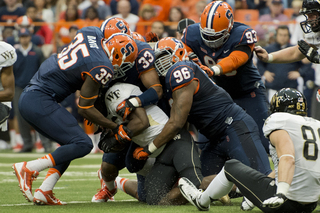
10;0;320;212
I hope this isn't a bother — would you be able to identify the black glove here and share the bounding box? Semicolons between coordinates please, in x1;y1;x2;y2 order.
298;40;320;63
112;124;133;144
116;99;136;121
98;129;127;153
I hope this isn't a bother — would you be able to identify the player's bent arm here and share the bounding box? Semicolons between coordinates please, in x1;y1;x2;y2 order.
209;44;252;76
132;68;163;107
78;75;118;130
269;129;295;194
126;107;150;137
152;81;196;149
0;65;15;102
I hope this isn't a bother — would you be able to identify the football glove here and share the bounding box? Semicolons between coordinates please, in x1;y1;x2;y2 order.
262;193;286;208
133;146;151;160
113;124;132;144
298;40;320;63
191;55;214;77
317;89;320;103
145;31;159;42
116;99;136;121
98;129;126;153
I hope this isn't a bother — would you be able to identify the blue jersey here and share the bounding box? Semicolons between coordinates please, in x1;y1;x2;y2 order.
29;27;114;102
164;60;245;139
112;39;155;90
182;22;262;98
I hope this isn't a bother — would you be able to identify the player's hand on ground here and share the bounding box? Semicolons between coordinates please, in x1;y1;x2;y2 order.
254;46;269;62
262;193;286;208
298;40;320;63
133;147;151;160
116;99;136;121
113;124;132;144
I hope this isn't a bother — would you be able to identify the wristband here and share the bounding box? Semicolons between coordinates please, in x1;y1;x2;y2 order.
211;65;221;76
267;54;273;63
276;182;290;196
128;97;139;108
147;142;157;153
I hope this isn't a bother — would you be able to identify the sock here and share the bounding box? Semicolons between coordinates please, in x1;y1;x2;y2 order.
26;154;55;172
104;180;116;191
39;168;61;192
200;167;234;207
15;133;23;145
115;176;128;193
9;130;16;147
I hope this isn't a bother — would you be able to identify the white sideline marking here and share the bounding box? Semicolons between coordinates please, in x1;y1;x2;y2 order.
0;199;137;206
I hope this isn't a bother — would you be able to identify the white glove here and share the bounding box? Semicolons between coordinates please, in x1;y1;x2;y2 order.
241;196;255;211
262;194;286;208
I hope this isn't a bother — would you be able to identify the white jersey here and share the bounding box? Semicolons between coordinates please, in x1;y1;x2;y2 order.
0;41;17;70
263;112;320;202
0;41;16;110
104;82;168;158
304;31;320;49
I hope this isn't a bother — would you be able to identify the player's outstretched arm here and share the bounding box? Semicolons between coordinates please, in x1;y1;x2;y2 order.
133;81;196;160
0;65;15;102
255;45;305;64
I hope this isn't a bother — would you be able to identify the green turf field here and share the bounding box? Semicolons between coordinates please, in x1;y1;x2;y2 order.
0;151;319;213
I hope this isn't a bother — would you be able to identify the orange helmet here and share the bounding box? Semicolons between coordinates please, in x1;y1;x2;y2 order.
131;32;146;42
200;1;234;49
103;33;138;79
154;37;188;76
100;17;132;39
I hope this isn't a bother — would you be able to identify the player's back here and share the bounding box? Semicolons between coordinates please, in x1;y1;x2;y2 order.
29;27;113;102
104;82;167;157
264;112;320;202
164;60;245;139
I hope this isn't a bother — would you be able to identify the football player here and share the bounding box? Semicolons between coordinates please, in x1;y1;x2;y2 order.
179;88;320;213
0;41;16;130
12;29;138;205
100;17;163;120
181;1;270;153
92;82;203;205
91;18;163;202
133;37;271;179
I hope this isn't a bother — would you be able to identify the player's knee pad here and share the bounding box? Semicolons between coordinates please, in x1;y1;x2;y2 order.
75;139;93;156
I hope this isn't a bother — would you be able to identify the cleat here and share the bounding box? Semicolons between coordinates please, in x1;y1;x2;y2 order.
241;196;255;211
12;162;39;202
96;169;115;201
12;144;23;152
34;141;44;153
92;185;117;202
33;189;66;205
178;177;209;211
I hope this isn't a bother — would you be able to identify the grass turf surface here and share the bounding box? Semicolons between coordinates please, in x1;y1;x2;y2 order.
0;151;319;213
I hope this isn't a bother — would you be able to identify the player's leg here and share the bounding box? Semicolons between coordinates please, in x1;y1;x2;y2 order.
144;163;179;205
179;159;275;211
233;86;270;153
92;150;127;202
223;114;272;175
13;90;92;204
